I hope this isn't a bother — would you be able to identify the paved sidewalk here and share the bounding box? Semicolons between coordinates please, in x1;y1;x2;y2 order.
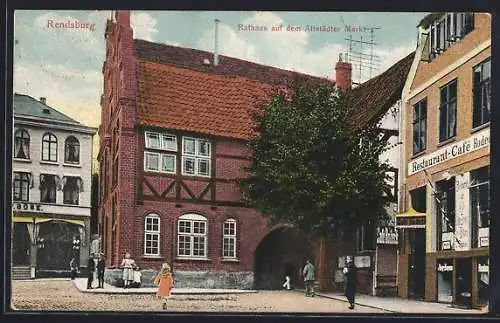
72;278;257;295
312;291;487;314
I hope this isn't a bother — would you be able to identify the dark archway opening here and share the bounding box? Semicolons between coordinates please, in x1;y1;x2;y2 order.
12;223;30;266
254;226;314;290
37;221;81;271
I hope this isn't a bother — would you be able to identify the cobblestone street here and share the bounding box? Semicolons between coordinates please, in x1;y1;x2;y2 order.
10;280;386;313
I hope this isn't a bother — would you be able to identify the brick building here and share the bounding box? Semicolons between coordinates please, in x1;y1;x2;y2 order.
98;10;414;291
396;12;490;308
11;94;97;279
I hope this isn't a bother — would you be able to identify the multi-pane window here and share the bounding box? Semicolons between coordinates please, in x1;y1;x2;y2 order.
63;176;81;205
222;219;237;258
144;132;177;173
42;133;58;162
144;214;160;256
144;152;176;173
413;99;427;154
40;174;58;203
429;13;474;60
439;80;457;142
473;59;491;128
470;166;490;248
14;129;30;159
64;136;80;164
178;213;207;258
182;137;211;177
13;172;31;201
436;178;456;249
145;132;177;151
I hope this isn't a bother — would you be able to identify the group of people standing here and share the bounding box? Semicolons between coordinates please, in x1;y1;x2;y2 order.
296;257;357;310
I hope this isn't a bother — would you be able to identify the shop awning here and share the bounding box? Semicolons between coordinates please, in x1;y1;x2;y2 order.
396;207;426;217
12;216;85;227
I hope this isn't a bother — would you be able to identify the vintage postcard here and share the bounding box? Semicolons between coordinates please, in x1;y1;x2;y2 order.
9;10;490;314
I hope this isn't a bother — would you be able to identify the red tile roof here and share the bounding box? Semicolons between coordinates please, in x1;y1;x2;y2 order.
137;60;274;140
134;39;415;139
134;39;332;87
346;51;415;129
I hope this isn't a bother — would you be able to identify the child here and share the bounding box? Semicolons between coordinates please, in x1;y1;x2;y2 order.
154;261;174;310
132;267;142;288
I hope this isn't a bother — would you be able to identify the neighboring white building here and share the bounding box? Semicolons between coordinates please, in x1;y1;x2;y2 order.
12;93;97;279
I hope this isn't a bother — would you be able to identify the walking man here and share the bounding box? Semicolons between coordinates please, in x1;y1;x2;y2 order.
343;256;357;309
302;260;316;297
87;253;95;289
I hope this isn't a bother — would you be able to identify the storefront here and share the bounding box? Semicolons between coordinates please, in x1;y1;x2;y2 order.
12;204;89;277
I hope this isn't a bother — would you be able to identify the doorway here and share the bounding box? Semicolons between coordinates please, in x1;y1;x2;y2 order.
408;228;426;299
12;223;31;266
254;227;313;290
36;221;80;270
455;258;472;308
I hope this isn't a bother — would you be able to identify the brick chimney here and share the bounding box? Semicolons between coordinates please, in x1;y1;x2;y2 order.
335;53;352;91
115;10;130;27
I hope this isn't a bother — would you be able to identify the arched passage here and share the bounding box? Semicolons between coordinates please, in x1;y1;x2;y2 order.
254;226;314;290
37;220;81;270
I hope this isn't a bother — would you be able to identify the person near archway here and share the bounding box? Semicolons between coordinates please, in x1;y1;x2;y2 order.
302;260;316;297
343;256;357;309
154;260;174;310
97;253;106;288
86;254;95;289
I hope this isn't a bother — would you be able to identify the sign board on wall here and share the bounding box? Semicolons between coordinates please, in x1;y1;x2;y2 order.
479;227;489;247
354;256;371;268
408;129;489;176
13;202;43;212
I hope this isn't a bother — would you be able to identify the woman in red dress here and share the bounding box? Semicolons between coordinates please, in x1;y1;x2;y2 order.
154;261;174;310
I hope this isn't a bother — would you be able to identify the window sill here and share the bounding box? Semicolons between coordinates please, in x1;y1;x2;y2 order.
141;255;164;260
437;137;456;148
175;257;211;262
40;161;59;166
13;158;32;163
471;123;490;134
411;151;426;160
63;163;82;168
221;258;240;263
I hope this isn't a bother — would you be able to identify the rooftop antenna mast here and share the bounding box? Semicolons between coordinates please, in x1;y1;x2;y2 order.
345;27;381;85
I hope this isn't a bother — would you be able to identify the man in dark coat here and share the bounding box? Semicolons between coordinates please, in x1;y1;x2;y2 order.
87;254;95;289
97;253;106;288
343;256;357;309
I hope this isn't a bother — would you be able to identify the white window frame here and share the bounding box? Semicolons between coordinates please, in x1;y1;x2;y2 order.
181;137;211;177
144;152;176;174
177;213;208;259
222;219;237;259
145;131;178;152
144;214;161;256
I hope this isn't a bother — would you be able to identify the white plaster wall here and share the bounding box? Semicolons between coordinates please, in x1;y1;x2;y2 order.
12;123;94;215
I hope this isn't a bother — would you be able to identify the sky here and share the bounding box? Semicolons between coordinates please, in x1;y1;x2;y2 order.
13;10;427;171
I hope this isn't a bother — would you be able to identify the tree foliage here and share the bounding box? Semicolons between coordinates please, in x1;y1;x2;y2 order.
240;79;394;236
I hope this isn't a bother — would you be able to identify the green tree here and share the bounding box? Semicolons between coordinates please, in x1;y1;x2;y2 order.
240;78;393;236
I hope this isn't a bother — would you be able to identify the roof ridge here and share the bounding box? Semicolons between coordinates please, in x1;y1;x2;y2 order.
14;93;82;125
133;38;333;85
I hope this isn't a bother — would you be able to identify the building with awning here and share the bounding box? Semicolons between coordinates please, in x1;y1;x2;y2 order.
397;12;490;309
12;94;97;279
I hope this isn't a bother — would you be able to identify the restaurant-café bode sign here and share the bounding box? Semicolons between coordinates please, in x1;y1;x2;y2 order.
408;129;489;176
